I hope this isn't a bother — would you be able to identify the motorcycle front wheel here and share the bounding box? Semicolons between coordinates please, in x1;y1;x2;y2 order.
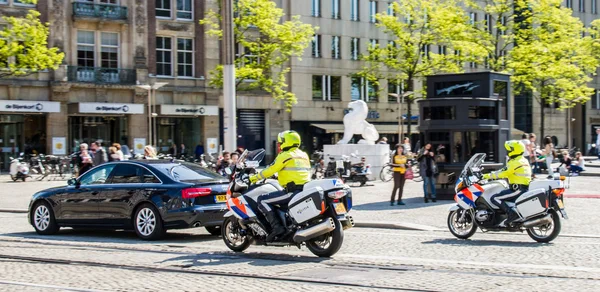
306;217;344;257
526;209;561;243
447;209;477;239
222;216;250;252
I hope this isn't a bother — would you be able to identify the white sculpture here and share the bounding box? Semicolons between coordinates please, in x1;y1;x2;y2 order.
338;100;380;145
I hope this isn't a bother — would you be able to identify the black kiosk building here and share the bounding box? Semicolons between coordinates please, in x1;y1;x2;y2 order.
417;72;511;199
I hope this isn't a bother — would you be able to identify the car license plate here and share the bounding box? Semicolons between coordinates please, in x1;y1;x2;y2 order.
334;203;346;215
215;195;227;203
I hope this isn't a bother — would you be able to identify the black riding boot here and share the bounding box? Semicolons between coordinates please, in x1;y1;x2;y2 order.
506;207;521;225
265;211;285;242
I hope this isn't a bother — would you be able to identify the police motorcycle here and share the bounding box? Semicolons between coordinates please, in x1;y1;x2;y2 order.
221;149;354;257
448;153;568;243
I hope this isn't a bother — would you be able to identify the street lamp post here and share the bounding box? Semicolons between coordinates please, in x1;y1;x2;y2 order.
222;0;237;151
137;82;168;147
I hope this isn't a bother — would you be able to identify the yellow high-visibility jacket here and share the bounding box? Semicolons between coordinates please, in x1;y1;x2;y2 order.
250;147;311;187
483;155;532;185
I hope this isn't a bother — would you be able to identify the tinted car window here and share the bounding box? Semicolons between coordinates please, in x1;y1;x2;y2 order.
79;164;117;185
110;164;141;184
141;168;161;183
153;162;223;182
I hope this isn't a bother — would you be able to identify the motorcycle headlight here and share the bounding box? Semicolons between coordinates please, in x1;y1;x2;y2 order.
328;190;348;199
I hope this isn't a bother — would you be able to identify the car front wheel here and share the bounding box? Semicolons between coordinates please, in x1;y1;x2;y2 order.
32;201;59;235
134;204;165;240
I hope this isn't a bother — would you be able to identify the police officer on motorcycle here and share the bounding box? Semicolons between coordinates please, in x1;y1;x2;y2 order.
483;140;532;226
249;130;312;241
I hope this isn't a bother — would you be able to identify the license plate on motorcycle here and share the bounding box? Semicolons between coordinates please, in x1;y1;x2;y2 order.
334;203;346;215
215;195;227;203
557;199;564;209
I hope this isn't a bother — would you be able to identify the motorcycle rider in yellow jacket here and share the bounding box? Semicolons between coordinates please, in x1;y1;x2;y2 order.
483;140;532;225
249;130;311;241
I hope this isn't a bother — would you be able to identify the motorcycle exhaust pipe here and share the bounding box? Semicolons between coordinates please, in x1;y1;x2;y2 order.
341;216;355;230
293;218;336;243
522;214;553;228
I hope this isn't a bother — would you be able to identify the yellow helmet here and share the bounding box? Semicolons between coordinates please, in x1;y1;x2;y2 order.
505;140;525;157
278;130;301;150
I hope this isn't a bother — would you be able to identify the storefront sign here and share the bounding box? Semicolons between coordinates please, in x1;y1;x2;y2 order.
161;105;219;116
0;100;60;113
133;138;146;155
343;109;380;119
52;137;66;155
79;103;144;114
206;138;218;154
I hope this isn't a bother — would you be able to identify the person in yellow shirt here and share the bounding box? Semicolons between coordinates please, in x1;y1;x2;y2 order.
391;145;408;206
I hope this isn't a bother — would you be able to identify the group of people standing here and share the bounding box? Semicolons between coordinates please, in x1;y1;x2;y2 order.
76;141;124;177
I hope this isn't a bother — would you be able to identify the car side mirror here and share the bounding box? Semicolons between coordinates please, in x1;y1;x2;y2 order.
68;178;80;188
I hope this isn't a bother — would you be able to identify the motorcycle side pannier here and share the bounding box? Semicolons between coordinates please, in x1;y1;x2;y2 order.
288;187;324;224
515;189;548;219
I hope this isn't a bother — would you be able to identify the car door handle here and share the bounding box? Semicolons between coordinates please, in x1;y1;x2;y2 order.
91;191;99;195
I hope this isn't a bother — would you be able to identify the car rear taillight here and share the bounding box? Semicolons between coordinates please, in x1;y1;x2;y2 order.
182;188;212;199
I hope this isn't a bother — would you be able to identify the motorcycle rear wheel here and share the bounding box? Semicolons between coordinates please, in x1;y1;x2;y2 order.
222;216;250;252
526;210;561;243
306;217;344;257
447;209;477;239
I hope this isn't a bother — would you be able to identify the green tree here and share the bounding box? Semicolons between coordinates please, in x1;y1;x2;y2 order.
200;0;317;109
0;2;64;78
509;0;596;138
358;0;476;135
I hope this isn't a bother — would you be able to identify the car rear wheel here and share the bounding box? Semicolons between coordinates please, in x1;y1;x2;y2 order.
134;204;165;240
205;226;221;236
32;201;59;235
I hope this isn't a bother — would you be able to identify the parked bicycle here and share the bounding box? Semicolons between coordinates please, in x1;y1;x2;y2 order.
380;158;422;182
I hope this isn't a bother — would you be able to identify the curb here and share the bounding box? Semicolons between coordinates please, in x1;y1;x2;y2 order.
355;221;441;231
0;209;28;214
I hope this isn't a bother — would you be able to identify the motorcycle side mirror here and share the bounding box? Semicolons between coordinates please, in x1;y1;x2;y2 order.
224;168;232;175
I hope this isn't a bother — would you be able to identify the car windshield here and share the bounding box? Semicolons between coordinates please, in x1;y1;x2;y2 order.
153;162;224;183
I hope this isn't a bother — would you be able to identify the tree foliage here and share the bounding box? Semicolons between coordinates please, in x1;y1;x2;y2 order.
200;0;317;109
0;9;64;78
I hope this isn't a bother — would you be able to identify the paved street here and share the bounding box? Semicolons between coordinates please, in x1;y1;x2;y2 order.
0;174;599;291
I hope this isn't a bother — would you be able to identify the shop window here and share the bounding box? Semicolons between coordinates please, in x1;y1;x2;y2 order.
312;34;321;58
77;30;95;68
110;164;141;184
427;132;450;163
350;0;359;21
493;80;508;120
351;77;378;102
156;36;172;76
468;106;496;120
312;0;321;17
331;36;341;59
465;131;497;162
350;37;360;60
69;116;129;153
332;0;340;19
423;106;455;120
369;1;377;23
434;80;481;97
313;75;341;101
453;132;464;163
177;38;193;77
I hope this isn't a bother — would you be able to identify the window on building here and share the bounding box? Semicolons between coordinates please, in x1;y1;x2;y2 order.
469;12;477;26
13;0;36;6
369;1;377;23
579;0;585;11
100;0;119;4
350;0;359;21
331;36;341;59
312;34;321;58
388;80;403;102
77;30;95;68
468;106;496;120
592;89;600;109
351;77;377;102
177;38;193;77
350;37;360;60
566;0;573;9
177;0;193;20
422;44;429;59
156;0;171;18
312;0;321;17
313;75;341;101
485;14;492;32
593;0;597;14
332;0;340;19
500;16;506;35
387;1;395;16
100;32;118;68
439;45;447;55
465;131;497;162
388;40;398;58
470;58;477;68
423;106;456;120
156;36;172;76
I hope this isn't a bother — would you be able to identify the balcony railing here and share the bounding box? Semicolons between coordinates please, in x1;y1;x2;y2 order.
73;2;128;20
67;66;136;85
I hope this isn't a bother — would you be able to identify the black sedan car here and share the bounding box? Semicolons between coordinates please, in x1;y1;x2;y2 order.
28;160;230;240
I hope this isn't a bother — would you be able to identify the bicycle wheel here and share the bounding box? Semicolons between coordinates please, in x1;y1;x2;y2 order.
380;164;394;182
412;165;423;182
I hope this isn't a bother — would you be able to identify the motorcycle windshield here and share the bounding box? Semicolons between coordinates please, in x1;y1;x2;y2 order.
460;153;487;178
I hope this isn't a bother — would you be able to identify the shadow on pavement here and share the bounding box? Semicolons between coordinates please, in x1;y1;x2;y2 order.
159;250;328;268
353;197;452;211
422;238;550;247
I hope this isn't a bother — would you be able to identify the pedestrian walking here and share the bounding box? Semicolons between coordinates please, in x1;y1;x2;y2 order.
108;146;121;162
403;137;411;155
390;144;408;206
77;143;93;177
542;136;555;179
417;143;437;203
91;141;108;166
